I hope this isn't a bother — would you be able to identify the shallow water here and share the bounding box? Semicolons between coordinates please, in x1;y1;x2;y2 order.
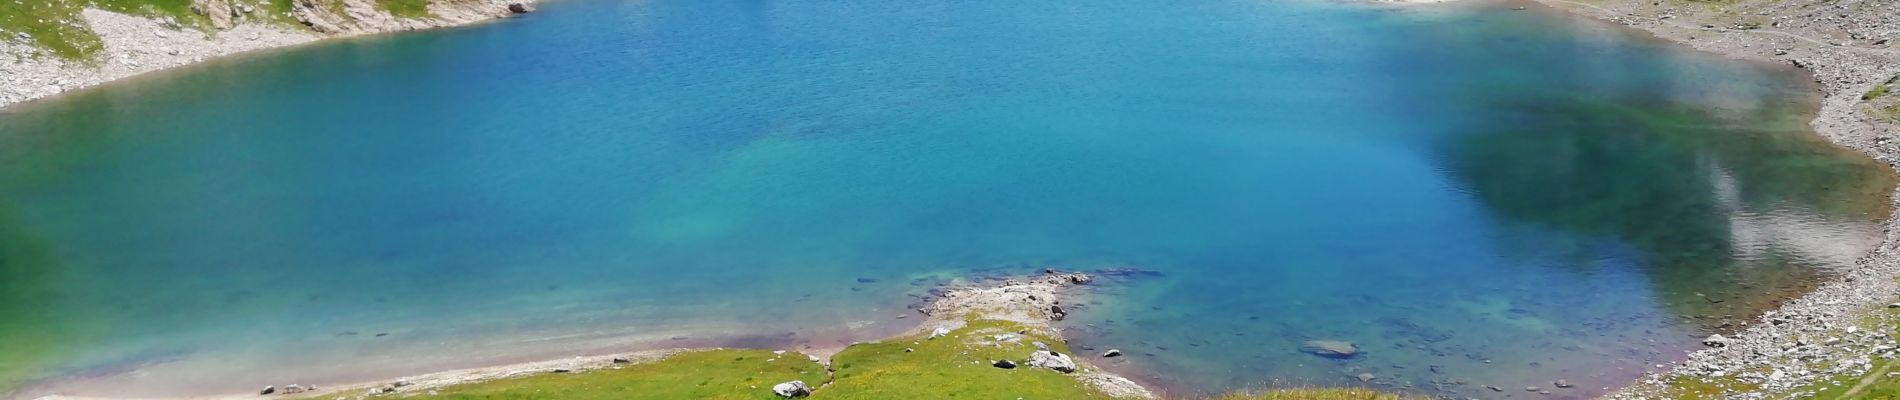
0;0;1890;398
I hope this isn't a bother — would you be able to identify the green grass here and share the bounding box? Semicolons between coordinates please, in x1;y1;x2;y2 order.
0;0;104;59
375;0;430;18
821;319;1121;399
1864;75;1897;101
405;349;829;400
386;319;1145;400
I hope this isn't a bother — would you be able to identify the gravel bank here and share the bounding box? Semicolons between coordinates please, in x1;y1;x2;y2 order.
0;0;537;110
1501;0;1900;398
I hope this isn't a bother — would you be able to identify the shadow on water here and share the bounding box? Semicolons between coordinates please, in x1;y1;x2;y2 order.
1436;96;1893;330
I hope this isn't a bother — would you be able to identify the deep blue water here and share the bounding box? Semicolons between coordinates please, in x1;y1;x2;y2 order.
0;0;1890;398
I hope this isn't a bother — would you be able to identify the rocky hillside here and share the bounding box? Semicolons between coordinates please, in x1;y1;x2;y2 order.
0;0;534;108
0;0;532;60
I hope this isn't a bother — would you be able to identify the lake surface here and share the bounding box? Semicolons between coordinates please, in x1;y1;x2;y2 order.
0;0;1890;398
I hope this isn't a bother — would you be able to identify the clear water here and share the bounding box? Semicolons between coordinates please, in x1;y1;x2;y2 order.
0;0;1889;398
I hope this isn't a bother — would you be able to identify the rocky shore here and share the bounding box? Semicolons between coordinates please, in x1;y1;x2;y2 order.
0;0;538;110
1491;0;1900;398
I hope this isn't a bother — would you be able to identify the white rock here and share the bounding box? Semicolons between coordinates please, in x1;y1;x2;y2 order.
1026;350;1076;373
770;380;810;398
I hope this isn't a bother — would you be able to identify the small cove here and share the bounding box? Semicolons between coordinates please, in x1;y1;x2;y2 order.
0;0;1892;398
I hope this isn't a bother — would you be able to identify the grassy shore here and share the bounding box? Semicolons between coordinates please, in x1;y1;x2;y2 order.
335;319;1135;400
320;319;1411;400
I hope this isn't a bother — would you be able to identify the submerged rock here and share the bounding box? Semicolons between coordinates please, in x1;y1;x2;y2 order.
1102;349;1122;358
1299;340;1359;359
1027;350;1077;373
259;386;275;395
771;380;810;398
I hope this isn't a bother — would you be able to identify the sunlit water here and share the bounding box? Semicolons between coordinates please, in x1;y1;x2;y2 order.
0;0;1890;398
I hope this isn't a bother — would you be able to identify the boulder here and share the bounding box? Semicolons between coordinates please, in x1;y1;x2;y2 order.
190;0;236;30
259;386;275;395
1027;350;1077;373
1299;340;1359;359
508;3;536;13
992;359;1017;369
771;380;810;398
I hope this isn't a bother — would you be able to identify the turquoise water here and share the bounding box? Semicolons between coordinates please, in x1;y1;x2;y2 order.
0;0;1890;398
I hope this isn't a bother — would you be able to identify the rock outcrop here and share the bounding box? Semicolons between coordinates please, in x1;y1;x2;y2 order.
190;0;238;29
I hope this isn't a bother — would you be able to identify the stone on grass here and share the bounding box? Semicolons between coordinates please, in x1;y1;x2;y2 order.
992;359;1017;369
1027;350;1077;373
771;380;810;398
929;327;952;339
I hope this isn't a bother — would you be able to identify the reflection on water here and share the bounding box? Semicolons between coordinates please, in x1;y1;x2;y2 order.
1441;98;1890;325
0;0;1890;399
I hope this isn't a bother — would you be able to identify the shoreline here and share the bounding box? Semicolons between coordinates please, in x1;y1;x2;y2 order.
1498;0;1900;397
0;0;538;111
27;271;1155;400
